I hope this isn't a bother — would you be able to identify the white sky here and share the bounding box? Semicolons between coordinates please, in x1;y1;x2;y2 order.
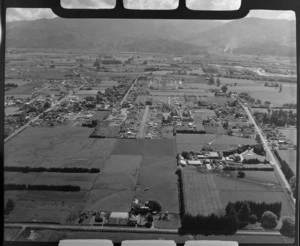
6;0;295;22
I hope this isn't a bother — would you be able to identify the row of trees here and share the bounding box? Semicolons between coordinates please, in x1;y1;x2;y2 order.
223;166;274;171
4;166;100;173
179;213;238;235
5;183;81;192
242;158;269;164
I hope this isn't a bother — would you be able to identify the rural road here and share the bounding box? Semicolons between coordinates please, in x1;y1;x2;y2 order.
5;223;283;236
120;73;142;106
242;105;291;191
4;73;88;143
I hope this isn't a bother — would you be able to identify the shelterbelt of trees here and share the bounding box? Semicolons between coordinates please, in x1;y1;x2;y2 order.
4;183;81;192
4;166;100;173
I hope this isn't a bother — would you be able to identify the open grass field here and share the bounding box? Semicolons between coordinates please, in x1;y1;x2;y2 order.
214;174;294;217
180;167;294;218
7;208;72;224
112;139;145;156
4;126;116;169
4;228;21;241
176;134;256;153
7;172;41;185
279;128;297;145
275;149;297;174
6;199;84;224
84;155;142;212
181;167;223;216
143;139;176;157
221;78;296;106
5;107;24;116
93;155;142;190
112;139;176;157
134;156;179;213
23;190;88;202
33;173;98;190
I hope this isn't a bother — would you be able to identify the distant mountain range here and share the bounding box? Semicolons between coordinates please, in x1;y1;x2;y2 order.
6;17;296;56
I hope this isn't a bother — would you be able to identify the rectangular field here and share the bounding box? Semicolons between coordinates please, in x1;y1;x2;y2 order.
33;173;98;191
134;156;179;213
275;149;297;174
214;174;295;217
181;167;222;216
279;128;297;145
84;155;142;212
4;126;116;169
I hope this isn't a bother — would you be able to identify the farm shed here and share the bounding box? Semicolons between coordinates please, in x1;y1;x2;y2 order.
206;164;212;170
178;159;187;167
110;212;129;219
209;152;221;159
58;239;113;246
122;240;176;246
188;160;202;166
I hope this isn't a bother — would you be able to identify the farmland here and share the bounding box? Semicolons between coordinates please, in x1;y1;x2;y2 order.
4;126;116;168
180;168;294;218
181;167;223;216
4;44;296;242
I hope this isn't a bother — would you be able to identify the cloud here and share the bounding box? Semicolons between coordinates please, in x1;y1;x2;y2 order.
6;8;57;22
123;0;178;9
61;0;115;9
187;0;241;10
278;12;295;20
247;10;295;20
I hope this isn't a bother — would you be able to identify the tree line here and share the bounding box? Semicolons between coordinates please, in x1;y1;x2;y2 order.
4;166;100;173
223;166;274;171
226;201;281;221
5;183;81;192
254;110;297;127
242;158;269;164
179;213;238;236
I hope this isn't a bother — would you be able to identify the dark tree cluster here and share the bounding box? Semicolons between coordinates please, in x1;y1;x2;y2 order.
279;217;295;237
28;184;80;191
179;213;238;236
4;199;15;216
283;103;297;109
254;110;297;127
4;183;81;192
223;166;274;171
226;201;281;223
242;158;269;164
4;166;100;173
5;83;18;88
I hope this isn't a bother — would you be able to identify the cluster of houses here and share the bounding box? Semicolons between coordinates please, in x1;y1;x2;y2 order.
177;151;222;170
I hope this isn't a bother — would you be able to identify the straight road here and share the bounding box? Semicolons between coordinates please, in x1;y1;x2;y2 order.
242;105;291;191
120;73;142;106
5;223;282;236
